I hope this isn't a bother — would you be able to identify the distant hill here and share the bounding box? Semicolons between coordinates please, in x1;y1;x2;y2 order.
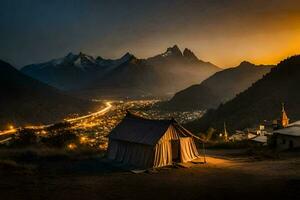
21;45;221;98
186;55;300;133
162;61;272;110
0;60;96;129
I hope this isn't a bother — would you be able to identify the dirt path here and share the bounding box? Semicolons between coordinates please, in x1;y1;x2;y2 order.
1;154;300;200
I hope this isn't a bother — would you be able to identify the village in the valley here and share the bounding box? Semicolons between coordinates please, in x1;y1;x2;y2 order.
1;1;300;199
223;103;300;151
1;100;299;165
1;99;300;199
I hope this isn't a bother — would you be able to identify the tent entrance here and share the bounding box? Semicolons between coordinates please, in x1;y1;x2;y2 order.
171;140;180;162
289;140;294;149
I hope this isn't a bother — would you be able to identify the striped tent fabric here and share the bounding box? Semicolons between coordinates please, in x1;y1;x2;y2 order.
107;112;201;168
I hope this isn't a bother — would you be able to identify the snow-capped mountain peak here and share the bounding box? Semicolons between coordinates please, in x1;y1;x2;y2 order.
51;52;97;70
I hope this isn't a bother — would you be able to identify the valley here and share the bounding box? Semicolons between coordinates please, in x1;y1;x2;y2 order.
2;1;300;200
0;99;204;147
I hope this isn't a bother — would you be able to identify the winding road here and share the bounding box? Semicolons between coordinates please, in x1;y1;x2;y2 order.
0;101;113;142
66;101;112;123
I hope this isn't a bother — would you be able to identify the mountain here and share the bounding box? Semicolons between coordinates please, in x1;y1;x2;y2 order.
82;55;159;98
21;52;134;90
85;45;221;98
21;45;221;98
162;61;272;110
145;45;220;95
186;55;300;133
0;60;96;129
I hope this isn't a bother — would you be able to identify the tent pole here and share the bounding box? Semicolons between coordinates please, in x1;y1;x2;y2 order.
202;142;206;163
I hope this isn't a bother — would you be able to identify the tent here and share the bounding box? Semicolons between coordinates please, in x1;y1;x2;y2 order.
107;112;201;168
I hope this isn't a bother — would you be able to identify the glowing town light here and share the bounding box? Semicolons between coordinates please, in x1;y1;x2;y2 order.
67;143;77;150
40;130;47;135
80;136;88;144
99;142;108;150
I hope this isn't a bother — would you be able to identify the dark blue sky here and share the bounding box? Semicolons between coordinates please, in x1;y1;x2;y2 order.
1;0;300;68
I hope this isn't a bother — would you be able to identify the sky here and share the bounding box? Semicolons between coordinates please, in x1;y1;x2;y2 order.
1;0;300;68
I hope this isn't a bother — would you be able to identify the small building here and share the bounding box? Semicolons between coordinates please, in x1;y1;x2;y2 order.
267;103;300;150
249;135;268;146
272;122;300;151
107;112;201;168
229;133;244;141
229;130;259;142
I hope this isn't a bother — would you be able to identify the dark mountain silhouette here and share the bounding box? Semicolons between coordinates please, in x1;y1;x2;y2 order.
162;61;272;110
21;52;134;90
186;55;300;133
21;45;221;98
0;60;95;129
143;45;221;96
82;56;159;98
85;45;221;98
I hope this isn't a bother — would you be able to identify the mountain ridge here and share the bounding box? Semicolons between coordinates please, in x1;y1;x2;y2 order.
186;55;300;133
162;61;273;111
21;45;221;98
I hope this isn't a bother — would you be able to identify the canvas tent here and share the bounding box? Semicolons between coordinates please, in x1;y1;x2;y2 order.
107;112;201;168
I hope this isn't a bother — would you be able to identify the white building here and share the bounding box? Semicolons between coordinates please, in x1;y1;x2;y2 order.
272;122;300;151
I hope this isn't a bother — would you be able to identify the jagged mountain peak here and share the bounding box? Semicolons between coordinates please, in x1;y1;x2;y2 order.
66;52;76;58
162;45;182;57
183;48;199;61
67;52;96;68
21;46;220;96
65;52;94;59
121;52;135;59
95;52;135;62
169;44;181;51
94;52;137;68
118;52;137;64
63;52;79;64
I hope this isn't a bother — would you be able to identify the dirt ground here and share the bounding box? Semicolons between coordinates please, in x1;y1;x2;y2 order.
0;149;300;200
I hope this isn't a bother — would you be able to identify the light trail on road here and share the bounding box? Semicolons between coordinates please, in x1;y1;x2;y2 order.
65;101;112;123
0;101;113;139
0;128;18;136
0;137;12;144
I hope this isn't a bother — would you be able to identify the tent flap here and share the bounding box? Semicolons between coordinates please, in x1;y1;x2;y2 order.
180;137;199;163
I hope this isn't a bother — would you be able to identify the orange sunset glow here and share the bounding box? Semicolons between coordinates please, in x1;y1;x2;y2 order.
1;1;300;200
